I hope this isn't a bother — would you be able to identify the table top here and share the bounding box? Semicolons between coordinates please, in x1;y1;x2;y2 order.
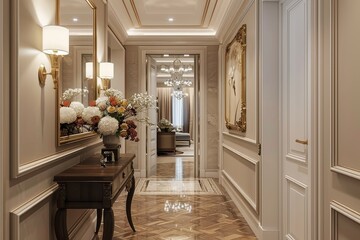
54;153;135;182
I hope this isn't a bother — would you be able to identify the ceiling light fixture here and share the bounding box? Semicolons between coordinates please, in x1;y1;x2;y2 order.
163;54;169;57
168;18;174;22
184;54;189;57
162;58;193;99
72;18;78;22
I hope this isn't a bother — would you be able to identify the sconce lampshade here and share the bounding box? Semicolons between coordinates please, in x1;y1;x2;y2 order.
99;62;114;79
85;62;93;78
42;25;69;55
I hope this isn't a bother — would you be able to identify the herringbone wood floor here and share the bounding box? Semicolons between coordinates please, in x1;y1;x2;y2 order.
94;157;257;239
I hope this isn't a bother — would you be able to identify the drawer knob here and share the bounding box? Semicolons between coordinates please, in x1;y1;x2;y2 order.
122;172;126;178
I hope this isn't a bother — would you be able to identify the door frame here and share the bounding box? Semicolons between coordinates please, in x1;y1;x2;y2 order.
138;46;207;178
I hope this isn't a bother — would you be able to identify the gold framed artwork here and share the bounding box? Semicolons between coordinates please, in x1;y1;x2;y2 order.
225;24;247;132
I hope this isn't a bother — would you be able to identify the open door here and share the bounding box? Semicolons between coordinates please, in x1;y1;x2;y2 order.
146;55;158;177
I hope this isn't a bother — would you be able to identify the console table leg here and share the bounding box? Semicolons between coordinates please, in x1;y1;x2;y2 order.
126;176;136;232
102;208;114;240
95;209;102;234
55;209;68;240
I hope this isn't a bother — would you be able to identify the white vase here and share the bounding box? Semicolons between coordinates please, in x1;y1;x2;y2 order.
102;134;120;148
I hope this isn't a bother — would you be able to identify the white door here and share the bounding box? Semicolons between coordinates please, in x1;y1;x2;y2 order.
280;0;316;239
146;55;158;177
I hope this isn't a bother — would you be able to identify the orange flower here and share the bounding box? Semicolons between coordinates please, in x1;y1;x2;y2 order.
109;96;117;106
89;100;96;107
91;115;100;124
63;100;71;107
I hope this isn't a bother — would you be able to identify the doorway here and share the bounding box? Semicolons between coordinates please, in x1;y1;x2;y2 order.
146;54;198;179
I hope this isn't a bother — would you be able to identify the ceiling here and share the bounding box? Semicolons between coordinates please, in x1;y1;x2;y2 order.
60;0;93;36
108;0;245;44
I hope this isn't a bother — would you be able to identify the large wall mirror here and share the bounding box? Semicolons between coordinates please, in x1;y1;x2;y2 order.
58;0;97;145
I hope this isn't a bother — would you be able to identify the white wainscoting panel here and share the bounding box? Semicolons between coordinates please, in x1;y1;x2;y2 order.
222;144;259;212
10;185;58;240
285;176;308;240
283;0;308;165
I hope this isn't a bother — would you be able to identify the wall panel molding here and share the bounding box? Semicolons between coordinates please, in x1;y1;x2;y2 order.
222;170;258;211
285;176;308;240
331;0;360;180
222;132;257;145
223;143;258;165
12;141;102;178
282;0;308;165
222;144;259;212
330;201;360;240
10;184;58;239
10;0;102;179
220;173;260;238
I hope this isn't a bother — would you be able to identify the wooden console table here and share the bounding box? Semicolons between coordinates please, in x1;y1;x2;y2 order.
53;153;136;240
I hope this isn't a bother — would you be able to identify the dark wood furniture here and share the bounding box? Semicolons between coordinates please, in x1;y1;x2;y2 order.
53;153;136;240
157;131;176;153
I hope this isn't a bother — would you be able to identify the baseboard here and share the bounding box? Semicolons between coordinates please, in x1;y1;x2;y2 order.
68;210;97;240
204;169;219;178
260;227;279;240
134;169;141;178
221;174;262;239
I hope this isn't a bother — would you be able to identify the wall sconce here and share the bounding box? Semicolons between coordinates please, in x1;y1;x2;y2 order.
38;25;69;89
99;62;114;90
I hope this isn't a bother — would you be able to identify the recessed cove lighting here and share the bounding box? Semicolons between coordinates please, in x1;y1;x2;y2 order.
168;18;174;22
163;54;169;57
72;18;78;22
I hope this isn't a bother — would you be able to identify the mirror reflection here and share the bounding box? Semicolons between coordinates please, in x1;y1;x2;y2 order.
58;0;97;145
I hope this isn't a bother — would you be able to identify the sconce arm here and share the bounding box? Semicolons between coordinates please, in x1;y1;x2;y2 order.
38;55;62;89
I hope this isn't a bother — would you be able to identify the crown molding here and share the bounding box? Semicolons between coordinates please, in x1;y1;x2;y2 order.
124;35;220;46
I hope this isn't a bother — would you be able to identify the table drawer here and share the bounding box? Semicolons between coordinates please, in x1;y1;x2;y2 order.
112;163;133;198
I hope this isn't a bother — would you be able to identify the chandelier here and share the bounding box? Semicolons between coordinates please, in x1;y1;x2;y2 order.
171;86;189;99
161;58;193;99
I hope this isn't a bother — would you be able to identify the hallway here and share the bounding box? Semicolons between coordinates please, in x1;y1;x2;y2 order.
95;157;256;239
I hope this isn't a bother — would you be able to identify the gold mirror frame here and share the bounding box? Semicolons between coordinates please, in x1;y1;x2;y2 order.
57;0;97;145
225;24;247;132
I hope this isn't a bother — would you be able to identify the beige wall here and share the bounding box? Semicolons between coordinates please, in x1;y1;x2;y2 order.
321;0;360;239
220;0;260;226
1;0;108;239
206;45;219;170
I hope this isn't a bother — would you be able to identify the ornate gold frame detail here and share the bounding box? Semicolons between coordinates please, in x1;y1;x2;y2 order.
225;24;247;132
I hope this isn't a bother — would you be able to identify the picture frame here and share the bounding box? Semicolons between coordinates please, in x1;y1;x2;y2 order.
225;24;247;132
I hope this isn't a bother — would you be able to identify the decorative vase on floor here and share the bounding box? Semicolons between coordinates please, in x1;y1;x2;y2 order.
101;135;120;162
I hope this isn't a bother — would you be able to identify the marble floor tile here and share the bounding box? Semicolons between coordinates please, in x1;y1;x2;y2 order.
94;156;257;239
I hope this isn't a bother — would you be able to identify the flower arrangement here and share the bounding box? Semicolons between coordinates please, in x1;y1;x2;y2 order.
59;88;157;141
158;118;174;132
59;88;89;136
90;89;156;141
